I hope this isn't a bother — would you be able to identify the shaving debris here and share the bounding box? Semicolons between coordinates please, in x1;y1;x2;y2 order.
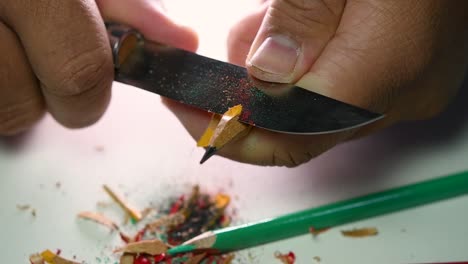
114;239;167;255
29;250;80;264
103;184;143;222
119;254;134;264
29;253;44;264
341;227;378;237
166;186;231;245
185;253;206;264
309;226;330;237
274;251;296;264
17;203;37;217
313;256;321;262
17;204;31;211
31;185;235;264
77;211;119;231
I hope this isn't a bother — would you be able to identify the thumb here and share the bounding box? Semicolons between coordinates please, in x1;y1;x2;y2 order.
246;0;345;83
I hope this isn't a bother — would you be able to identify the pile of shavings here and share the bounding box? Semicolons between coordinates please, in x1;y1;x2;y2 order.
30;185;234;264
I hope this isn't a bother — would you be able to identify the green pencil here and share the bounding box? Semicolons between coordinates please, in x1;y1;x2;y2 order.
168;170;468;255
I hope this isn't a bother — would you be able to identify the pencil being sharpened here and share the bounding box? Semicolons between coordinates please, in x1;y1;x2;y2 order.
197;105;251;164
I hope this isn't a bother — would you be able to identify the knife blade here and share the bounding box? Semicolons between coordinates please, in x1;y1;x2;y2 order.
107;23;383;134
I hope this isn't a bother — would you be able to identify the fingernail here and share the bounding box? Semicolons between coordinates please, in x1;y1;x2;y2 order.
248;35;300;83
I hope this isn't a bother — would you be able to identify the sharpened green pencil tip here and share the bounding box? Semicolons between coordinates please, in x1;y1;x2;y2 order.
167;244;197;255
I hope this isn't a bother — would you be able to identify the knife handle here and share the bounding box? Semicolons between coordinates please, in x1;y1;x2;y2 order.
105;23;142;69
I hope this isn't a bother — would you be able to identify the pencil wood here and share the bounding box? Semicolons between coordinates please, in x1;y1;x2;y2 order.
197;105;251;164
167;170;468;255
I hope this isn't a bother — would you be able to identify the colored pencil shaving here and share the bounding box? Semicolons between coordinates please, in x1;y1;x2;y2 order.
28;250;80;264
309;226;331;236
77;211;119;231
31;185;235;264
197;104;251;164
341;227;378;237
114;239;167;255
119;254;134;264
274;251;296;264
166;186;232;245
103;184;143;221
17;204;31;210
29;253;44;264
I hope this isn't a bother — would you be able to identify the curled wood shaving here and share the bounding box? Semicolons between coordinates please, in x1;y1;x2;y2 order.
119;254;134;264
40;250;80;264
214;194;230;209
29;253;44;264
186;253;207;264
114;239;167;255
146;212;185;232
77;211;119;231
341;227;378;237
103;184;142;221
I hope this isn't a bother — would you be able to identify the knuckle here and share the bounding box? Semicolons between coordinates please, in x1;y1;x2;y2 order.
269;0;343;33
52;47;112;98
0;98;44;135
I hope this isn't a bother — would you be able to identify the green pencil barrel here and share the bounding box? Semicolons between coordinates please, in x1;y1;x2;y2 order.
213;171;468;252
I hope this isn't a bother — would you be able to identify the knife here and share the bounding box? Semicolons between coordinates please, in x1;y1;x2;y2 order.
106;23;383;135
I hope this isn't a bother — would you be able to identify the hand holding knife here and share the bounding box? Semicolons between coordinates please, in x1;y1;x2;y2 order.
106;23;383;163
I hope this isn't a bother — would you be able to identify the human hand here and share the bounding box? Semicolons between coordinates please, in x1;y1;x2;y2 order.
166;0;468;167
0;0;197;136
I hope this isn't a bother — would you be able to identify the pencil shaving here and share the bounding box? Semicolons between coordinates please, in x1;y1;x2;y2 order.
186;253;207;264
17;204;31;211
103;185;142;221
274;251;296;264
146;212;185;232
309;226;330;236
29;253;44;264
214;194;230;209
341;227;378;237
77;211;119;231
119;254;134;264
40;250;80;264
114;239;167;255
224;254;235;264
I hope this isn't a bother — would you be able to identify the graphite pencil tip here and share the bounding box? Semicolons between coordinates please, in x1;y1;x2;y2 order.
200;147;217;164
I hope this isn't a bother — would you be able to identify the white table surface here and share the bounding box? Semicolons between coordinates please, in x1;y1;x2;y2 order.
1;1;468;263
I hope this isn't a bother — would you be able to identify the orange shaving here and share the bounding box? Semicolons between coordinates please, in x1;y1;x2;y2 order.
103;185;142;221
40;250;80;264
214;193;231;209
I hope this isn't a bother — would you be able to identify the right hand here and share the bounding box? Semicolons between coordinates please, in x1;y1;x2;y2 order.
0;0;198;136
